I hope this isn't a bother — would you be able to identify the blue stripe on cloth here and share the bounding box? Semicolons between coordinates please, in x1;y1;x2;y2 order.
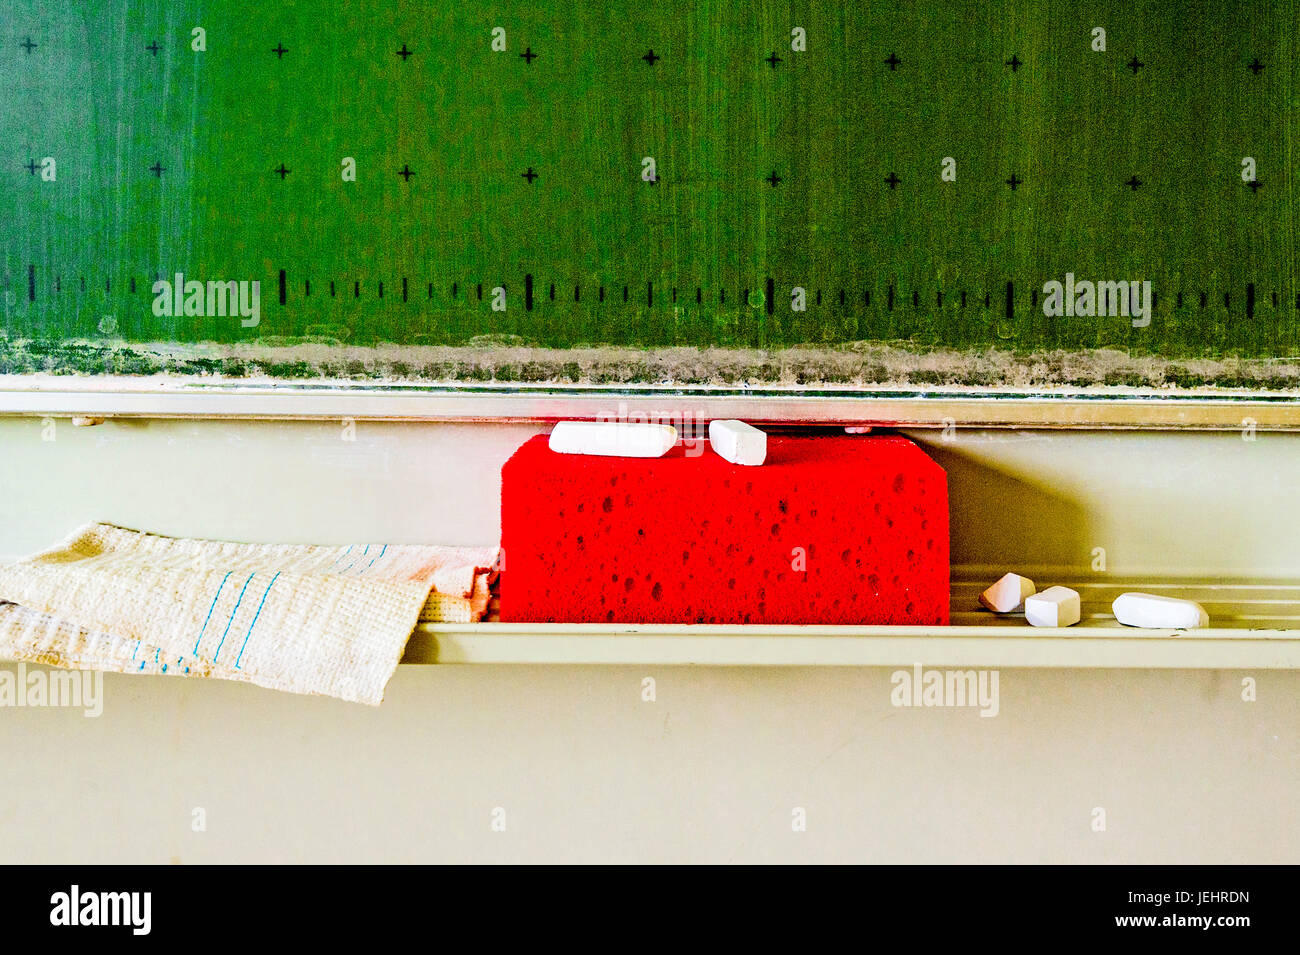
234;571;281;670
339;544;368;574
195;571;235;654
212;573;256;663
363;544;387;572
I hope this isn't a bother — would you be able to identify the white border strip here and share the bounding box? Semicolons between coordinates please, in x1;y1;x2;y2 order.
2;379;1299;429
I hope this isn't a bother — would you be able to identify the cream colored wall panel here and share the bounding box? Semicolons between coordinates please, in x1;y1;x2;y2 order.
0;666;1295;864
1;418;1298;863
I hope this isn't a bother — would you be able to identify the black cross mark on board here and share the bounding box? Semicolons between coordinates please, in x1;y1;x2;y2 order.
1248;57;1264;75
766;51;782;68
1127;56;1144;74
146;40;161;56
271;43;288;58
884;53;901;70
765;170;782;187
520;47;537;64
24;159;38;175
274;163;291;179
1005;173;1022;190
149;161;165;177
20;37;36;53
1125;175;1141;190
396;44;413;60
1005;54;1022;71
884;172;901;189
397;164;415;181
521;167;538;183
642;49;660;65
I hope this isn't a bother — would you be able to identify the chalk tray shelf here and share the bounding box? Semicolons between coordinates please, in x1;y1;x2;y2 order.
405;579;1300;668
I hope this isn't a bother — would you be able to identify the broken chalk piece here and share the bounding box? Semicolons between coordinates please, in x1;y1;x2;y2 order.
708;419;767;466
548;421;677;458
1024;585;1081;628
1112;592;1209;629
979;572;1036;613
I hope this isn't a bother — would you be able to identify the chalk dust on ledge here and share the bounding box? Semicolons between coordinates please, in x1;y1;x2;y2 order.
3;338;1299;394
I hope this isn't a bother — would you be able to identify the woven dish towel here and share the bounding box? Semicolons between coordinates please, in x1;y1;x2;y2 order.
0;523;498;704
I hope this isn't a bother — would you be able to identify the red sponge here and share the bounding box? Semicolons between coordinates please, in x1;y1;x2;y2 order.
499;433;948;625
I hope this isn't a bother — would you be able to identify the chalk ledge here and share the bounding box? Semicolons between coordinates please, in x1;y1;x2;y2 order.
407;579;1300;668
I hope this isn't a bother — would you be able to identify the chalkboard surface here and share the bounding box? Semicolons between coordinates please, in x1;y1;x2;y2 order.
1;0;1297;389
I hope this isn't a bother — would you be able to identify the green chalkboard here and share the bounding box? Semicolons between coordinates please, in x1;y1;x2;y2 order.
2;0;1298;388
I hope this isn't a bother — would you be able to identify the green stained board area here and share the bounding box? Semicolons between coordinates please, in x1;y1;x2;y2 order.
0;0;1297;385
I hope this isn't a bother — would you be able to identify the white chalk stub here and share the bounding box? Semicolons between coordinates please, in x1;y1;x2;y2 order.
709;419;767;466
1024;586;1081;628
548;421;677;458
1112;592;1209;629
979;572;1036;613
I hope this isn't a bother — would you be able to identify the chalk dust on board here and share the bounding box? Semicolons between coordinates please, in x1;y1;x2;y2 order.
3;338;1300;393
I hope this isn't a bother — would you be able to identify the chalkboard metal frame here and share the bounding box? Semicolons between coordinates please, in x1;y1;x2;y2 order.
1;379;1297;431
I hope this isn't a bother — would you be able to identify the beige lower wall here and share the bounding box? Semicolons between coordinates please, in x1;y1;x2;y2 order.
1;416;1297;863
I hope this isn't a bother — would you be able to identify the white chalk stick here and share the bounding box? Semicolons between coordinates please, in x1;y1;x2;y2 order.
708;419;767;466
548;421;677;458
1024;586;1081;628
1112;592;1209;629
979;572;1036;613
